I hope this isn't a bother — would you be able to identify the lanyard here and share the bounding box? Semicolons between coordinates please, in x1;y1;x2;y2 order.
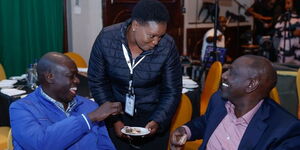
122;44;146;94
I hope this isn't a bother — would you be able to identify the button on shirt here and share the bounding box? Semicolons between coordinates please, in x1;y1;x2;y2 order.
206;100;264;150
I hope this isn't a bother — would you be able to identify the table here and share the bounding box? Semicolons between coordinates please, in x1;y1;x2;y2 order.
186;88;201;119
0;92;15;126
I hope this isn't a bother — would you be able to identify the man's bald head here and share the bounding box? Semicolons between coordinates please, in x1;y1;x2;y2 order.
37;52;75;84
221;55;277;106
239;55;277;95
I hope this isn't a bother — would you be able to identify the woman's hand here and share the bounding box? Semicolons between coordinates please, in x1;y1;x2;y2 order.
113;121;130;139
145;121;159;136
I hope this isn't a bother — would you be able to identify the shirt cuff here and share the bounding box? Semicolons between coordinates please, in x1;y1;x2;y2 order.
81;114;91;130
182;125;191;140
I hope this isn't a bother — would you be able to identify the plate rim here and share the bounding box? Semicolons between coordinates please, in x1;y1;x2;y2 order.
183;84;199;88
121;126;150;136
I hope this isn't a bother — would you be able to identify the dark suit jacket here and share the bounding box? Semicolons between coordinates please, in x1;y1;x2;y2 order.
186;90;300;150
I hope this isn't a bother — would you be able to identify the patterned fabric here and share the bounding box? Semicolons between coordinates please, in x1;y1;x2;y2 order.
40;88;77;117
275;12;300;65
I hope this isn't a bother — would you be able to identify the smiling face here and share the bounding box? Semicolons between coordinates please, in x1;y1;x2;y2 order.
132;20;167;51
220;57;253;100
221;55;277;108
49;59;80;103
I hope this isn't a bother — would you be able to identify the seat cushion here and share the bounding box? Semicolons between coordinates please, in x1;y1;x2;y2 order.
0;127;10;149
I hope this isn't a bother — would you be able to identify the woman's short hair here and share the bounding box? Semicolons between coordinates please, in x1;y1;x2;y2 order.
131;0;170;24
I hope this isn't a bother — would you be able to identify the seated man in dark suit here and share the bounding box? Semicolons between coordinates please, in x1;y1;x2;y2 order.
170;55;300;150
10;52;122;150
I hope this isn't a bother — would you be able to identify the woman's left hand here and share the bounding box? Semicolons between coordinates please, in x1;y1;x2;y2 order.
145;121;159;136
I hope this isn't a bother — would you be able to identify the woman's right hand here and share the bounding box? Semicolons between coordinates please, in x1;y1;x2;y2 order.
113;121;130;139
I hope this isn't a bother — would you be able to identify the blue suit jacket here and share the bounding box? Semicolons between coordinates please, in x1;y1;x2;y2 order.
186;90;300;150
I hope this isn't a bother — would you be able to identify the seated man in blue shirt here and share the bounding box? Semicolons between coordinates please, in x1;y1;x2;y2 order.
10;52;122;150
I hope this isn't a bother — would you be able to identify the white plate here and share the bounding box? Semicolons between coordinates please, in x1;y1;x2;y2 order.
183;84;199;89
78;68;88;73
182;88;189;93
182;76;190;79
9;74;27;80
121;126;150;136
0;79;17;85
0;84;14;88
0;79;18;88
0;88;26;96
182;78;197;85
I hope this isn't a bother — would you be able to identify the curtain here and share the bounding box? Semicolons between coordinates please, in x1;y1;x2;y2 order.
0;0;64;77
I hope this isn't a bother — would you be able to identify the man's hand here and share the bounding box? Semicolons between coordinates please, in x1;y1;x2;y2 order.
170;127;188;149
88;102;122;122
145;121;159;136
113;121;130;139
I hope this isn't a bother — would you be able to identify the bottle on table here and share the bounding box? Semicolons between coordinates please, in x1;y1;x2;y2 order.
26;64;37;90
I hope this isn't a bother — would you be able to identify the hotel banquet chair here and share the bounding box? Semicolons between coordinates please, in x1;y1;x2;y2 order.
183;61;222;150
199;61;223;115
170;94;193;132
269;87;281;104
168;94;193;150
0;126;10;150
297;69;300;119
7;129;13;150
64;52;87;68
277;70;299;117
0;63;7;80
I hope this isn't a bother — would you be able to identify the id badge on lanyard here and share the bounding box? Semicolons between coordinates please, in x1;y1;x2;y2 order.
122;44;146;116
125;93;135;116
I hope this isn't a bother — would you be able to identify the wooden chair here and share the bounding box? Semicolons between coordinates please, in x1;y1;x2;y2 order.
64;52;87;68
0;126;10;150
183;61;222;150
269;87;281;104
0;63;7;80
168;94;193;150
